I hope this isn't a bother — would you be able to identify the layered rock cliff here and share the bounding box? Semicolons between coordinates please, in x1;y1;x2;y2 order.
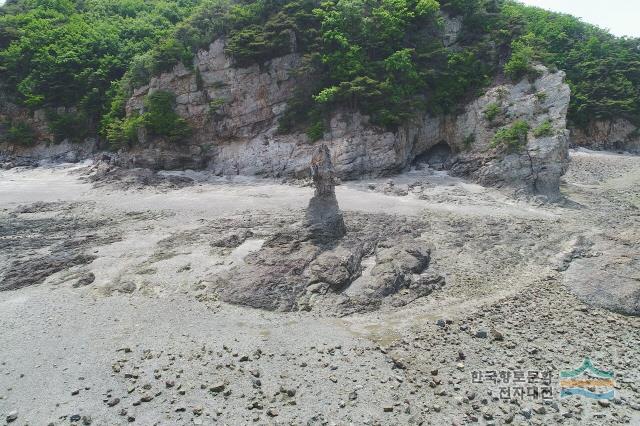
0;101;98;167
118;39;571;199
570;119;640;154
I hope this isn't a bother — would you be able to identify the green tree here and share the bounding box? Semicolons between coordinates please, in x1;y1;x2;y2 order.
142;90;191;143
491;119;530;151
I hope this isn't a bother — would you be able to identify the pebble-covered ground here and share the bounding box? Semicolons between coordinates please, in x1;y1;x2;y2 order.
0;149;638;425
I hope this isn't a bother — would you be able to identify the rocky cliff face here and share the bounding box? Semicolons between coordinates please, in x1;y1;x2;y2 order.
0;102;98;167
120;38;301;170
0;137;98;168
430;65;571;199
121;39;571;199
0;37;573;199
570;119;640;154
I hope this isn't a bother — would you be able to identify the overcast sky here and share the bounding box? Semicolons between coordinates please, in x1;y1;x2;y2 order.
518;0;640;37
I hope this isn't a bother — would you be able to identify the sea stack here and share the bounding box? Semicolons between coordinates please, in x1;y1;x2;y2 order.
306;145;346;240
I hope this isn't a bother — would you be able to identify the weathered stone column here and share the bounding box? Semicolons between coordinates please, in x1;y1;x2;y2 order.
306;145;346;240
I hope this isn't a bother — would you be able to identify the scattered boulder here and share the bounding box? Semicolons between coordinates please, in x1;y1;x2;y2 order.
475;330;488;339
0;253;96;291
107;280;136;294
307;246;364;291
211;230;254;248
73;272;96;288
6;411;18;423
83;160;194;190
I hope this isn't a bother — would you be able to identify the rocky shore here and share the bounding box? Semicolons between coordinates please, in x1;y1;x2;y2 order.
0;149;638;424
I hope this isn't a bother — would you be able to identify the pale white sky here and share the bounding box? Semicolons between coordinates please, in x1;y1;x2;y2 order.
518;0;640;37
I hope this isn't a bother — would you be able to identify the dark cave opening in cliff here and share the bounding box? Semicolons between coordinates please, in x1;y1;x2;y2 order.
414;141;454;171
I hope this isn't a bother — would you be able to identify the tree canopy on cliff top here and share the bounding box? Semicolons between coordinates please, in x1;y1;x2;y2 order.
1;0;639;144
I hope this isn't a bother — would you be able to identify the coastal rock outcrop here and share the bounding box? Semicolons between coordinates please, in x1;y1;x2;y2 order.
1;38;573;200
441;65;571;199
207;150;442;314
306;145;346;241
209;210;444;315
120;38;571;198
0;103;98;168
561;231;640;317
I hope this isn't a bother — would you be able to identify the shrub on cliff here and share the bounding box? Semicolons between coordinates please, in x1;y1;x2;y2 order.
483;103;501;122
533;119;554;137
46;110;91;144
1;121;36;147
503;39;534;81
106;91;190;149
491;120;530;151
105;115;144;150
143;91;191;143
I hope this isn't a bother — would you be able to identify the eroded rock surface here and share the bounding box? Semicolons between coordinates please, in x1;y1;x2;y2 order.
82;156;195;190
0;201;120;291
563;232;640;316
571;119;640;154
114;39;571;198
209;212;443;315
306;145;346;241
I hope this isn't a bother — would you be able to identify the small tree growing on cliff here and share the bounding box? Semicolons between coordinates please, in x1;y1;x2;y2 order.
504;37;535;81
142;91;191;143
491;120;530;152
105;90;190;148
483;102;501;122
2;121;36;147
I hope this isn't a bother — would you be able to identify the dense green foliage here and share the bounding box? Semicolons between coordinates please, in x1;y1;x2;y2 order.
1;119;36;146
0;0;201;130
491;119;529;151
1;0;639;146
501;3;640;126
46;109;90;143
121;0;323;88
106;90;191;148
280;0;504;129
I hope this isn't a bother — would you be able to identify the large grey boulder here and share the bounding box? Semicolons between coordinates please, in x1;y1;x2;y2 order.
561;232;640;316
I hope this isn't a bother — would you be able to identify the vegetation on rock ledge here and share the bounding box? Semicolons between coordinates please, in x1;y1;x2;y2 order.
491;119;529;151
1;119;36;146
106;91;191;149
1;0;639;146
